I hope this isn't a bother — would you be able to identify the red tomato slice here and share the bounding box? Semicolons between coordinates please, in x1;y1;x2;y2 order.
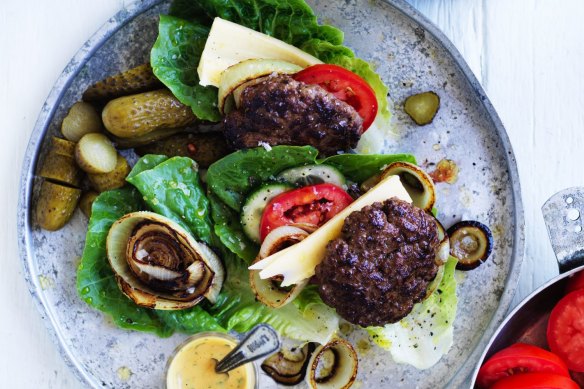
259;183;353;241
566;270;584;294
476;343;570;389
490;372;579;389
547;289;584;372
293;64;378;132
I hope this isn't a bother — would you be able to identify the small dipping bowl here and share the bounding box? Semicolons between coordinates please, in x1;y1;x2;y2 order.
166;332;259;389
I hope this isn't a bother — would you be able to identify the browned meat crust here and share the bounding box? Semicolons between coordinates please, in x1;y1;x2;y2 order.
315;198;440;327
223;74;363;155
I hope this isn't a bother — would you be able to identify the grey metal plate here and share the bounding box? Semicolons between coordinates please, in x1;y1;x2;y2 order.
17;0;524;388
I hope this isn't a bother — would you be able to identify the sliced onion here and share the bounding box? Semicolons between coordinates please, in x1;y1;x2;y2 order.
434;218;450;266
217;59;302;114
306;339;358;389
448;220;493;271
288;222;319;234
381;161;436;211
251;226;310;308
262;343;316;385
107;211;224;309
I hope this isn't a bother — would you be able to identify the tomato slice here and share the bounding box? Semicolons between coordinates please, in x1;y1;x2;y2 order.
566;270;584;294
547;289;584;372
476;343;570;389
259;183;353;241
490;372;580;389
293;64;378;132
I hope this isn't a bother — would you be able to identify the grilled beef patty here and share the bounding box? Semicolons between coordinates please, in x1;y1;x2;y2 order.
223;74;363;155
315;198;440;327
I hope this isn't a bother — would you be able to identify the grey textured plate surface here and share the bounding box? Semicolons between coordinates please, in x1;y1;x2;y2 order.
17;0;524;388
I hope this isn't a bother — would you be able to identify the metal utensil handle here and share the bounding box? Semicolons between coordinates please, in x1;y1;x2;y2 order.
542;187;584;273
215;324;280;374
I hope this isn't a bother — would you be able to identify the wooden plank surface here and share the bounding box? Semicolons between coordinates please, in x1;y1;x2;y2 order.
2;0;584;387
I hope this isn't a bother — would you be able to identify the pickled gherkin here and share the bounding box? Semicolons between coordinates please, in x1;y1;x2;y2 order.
38;137;82;187
404;91;440;125
102;89;198;139
35;181;81;231
82;63;162;103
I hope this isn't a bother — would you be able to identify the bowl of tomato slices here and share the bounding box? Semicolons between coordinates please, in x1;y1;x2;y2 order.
471;187;584;388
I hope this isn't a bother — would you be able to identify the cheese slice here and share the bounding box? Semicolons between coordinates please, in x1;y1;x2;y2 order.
249;175;412;286
198;17;322;87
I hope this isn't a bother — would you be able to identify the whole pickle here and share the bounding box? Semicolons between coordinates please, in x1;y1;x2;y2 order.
83;63;163;103
102;89;197;139
135;132;229;168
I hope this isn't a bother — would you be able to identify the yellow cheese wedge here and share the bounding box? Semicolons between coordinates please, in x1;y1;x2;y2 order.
198;17;322;87
249;175;412;286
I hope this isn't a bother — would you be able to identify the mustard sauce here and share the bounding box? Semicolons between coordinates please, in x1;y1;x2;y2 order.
166;335;255;389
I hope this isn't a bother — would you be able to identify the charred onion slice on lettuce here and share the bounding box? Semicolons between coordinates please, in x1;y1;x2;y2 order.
306;338;358;389
106;211;224;309
250;225;310;308
381;161;436;212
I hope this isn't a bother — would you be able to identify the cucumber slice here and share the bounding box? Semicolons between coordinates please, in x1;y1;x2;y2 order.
277;164;347;188
241;183;293;243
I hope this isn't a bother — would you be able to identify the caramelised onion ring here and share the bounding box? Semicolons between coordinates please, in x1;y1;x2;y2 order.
251;225;310;308
262;343;317;385
381;161;436;212
306;338;358;389
107;211;224;310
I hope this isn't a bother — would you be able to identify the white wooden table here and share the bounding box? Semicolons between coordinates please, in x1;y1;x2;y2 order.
2;0;583;387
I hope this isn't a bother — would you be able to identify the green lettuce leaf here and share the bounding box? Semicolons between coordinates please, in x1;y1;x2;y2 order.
208;192;258;262
76;188;172;335
206;146;319;211
154;0;391;124
126;156;214;246
366;257;458;369
76;187;225;336
207;258;338;344
206;146;417;259
150;15;220;122
79;155;339;342
321;153;417;183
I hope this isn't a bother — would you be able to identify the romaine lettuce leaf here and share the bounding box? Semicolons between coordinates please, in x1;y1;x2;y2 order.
321;153;417;183
366;257;458;369
153;0;391;127
150;15;221;122
207;258;338;344
76;187;222;336
78;155;339;343
126;156;215;246
206;146;416;260
206;145;319;211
